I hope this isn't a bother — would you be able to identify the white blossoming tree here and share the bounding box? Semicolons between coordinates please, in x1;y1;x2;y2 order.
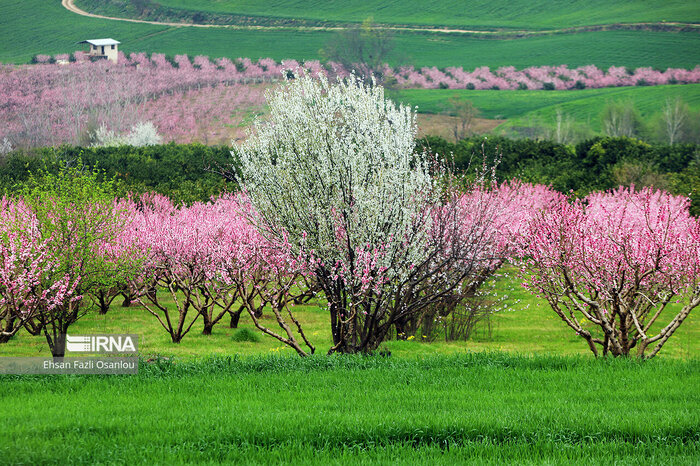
235;75;497;353
92;121;162;147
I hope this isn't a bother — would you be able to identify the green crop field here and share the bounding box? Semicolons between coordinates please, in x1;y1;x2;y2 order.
79;0;700;30
1;0;699;69
1;355;698;464
390;84;700;132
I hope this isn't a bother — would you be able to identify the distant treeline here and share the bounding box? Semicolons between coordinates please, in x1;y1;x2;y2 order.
418;135;699;214
0;143;235;204
1;137;698;213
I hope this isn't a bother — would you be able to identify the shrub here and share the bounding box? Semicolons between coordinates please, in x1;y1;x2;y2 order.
232;328;262;343
126;122;163;146
92;122;163;148
0;144;235;204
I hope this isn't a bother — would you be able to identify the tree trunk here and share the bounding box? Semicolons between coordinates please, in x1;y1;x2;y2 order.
23;317;44;336
121;293;133;307
394;319;408;340
43;304;82;359
202;313;214;335
0;315;17;343
98;294;110;315
229;308;242;328
52;333;67;359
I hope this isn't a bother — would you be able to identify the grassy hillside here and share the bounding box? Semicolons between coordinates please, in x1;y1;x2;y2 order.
80;0;700;30
0;0;167;63
2;0;699;68
390;84;700;131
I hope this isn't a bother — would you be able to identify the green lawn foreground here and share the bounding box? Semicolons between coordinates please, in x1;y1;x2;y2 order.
0;354;698;464
1;272;698;465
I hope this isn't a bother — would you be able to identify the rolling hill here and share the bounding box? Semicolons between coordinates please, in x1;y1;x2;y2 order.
77;0;700;30
1;0;699;69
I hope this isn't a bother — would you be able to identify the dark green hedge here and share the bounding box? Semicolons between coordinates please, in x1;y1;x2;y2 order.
0;143;236;204
417;135;699;214
1;138;697;213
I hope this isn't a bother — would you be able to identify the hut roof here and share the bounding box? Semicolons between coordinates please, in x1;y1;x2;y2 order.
78;39;120;46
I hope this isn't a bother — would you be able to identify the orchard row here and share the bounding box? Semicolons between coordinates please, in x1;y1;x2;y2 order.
30;52;700;90
1;171;698;359
2;54;700;148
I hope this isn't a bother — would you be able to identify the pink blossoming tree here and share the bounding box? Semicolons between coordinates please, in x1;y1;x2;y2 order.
126;192;316;352
520;187;700;358
0;167;141;357
0;198;74;343
397;181;564;339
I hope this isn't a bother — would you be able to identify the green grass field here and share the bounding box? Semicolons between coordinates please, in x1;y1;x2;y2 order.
2;0;700;69
1;354;698;463
2;270;697;360
79;0;700;30
390;83;700;133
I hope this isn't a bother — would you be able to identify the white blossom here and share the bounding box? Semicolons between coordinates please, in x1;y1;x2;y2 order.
0;137;12;155
235;74;437;280
92;121;162;147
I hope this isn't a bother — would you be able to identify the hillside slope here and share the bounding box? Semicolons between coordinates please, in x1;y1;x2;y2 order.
77;0;700;30
1;0;699;68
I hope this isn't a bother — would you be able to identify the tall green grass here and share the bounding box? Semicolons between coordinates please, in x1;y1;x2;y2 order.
2;0;699;68
80;0;700;30
1;354;698;464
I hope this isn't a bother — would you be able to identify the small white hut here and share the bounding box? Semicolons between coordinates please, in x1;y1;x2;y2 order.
78;38;120;63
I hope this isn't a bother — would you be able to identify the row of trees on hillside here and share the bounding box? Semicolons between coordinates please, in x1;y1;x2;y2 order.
445;96;700;145
32;46;700;91
6;44;700;149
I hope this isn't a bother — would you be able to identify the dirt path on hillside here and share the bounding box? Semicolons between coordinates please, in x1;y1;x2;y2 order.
62;0;700;36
